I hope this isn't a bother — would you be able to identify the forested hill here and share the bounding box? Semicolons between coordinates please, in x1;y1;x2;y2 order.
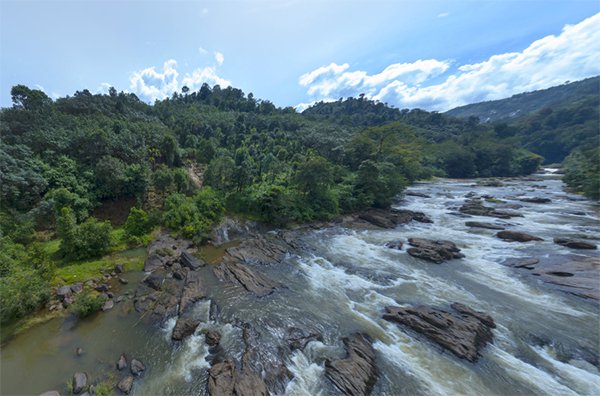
445;76;599;123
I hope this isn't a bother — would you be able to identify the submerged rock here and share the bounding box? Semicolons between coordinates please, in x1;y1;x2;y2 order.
383;304;495;363
179;271;207;315
465;222;505;230
213;261;284;297
324;332;378;396
384;240;403;250
285;327;323;351
210;300;220;321
172;318;200;341
497;231;544;242
554;238;597;250
406;192;431;198
406;238;464;263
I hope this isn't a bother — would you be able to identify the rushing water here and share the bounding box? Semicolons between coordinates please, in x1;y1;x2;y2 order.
2;174;599;396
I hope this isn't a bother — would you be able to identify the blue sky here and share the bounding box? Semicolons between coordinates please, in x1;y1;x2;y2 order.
1;1;599;111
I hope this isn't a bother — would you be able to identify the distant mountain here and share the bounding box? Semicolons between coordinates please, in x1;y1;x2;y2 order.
445;76;600;123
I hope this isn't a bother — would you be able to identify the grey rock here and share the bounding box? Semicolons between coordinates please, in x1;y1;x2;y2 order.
63;298;73;308
38;392;60;396
172;318;199;341
205;331;222;346
119;277;129;284
172;271;185;280
180;252;206;270
72;372;88;394
117;354;127;370
213;261;284;297
75;347;85;356
94;283;109;292
115;264;123;273
465;222;505;230
117;376;133;394
179;271;207;315
285;327;323;351
143;273;163;291
385;240;403;250
143;254;164;272
131;359;145;376
520;197;552;203
407;238;464;263
554;238;597;250
102;300;114;311
497;231;544;242
70;283;83;294
226;237;288;266
209;300;220;321
56;285;72;301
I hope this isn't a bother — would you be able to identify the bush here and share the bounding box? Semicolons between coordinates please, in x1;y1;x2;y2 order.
57;208;113;260
124;207;150;237
68;288;106;318
1;266;51;324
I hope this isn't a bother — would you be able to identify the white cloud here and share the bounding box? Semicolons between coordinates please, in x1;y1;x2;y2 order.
182;67;232;90
438;13;449;18
130;60;180;102
200;8;208;17
95;83;112;95
298;13;600;112
199;46;207;54
215;52;224;66
33;84;45;92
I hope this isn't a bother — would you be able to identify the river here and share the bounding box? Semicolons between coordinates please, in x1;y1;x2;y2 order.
2;173;599;396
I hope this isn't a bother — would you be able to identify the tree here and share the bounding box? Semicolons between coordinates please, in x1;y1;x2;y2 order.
124;207;150;237
10;85;52;110
173;167;190;192
152;165;174;196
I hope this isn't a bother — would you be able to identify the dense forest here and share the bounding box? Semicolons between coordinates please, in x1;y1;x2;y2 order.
0;79;596;326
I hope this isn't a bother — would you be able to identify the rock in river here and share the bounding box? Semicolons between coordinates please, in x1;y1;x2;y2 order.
172;317;200;341
554;238;597;250
117;354;127;370
226;237;288;266
383;303;495;363
406;238;464;263
39;391;60;396
117;376;134;394
207;358;269;396
324;332;378;396
285;327;323;352
180;252;206;270
143;254;164;272
465;222;505;230
142;272;163;291
384;240;403;250
131;359;145;376
179;271;207;315
213;261;284;297
72;372;89;394
497;231;543;242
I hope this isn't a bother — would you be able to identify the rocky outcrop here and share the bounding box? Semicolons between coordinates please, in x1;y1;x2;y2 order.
117;376;134;394
460;200;522;219
72;372;89;394
406;238;464;263
520;197;552;203
180;252;206;270
554;238;597;250
384;241;403;250
285;327;323;352
172;318;200;341
497;231;543;242
213;261;284;297
209;215;272;246
147;233;190;256
383;304;495;363
465;222;505;230
358;208;432;228
207;358;269;396
143;255;164;272
324;332;378;396
226;237;288;266
134;280;182;323
277;230;311;251
142;273;163;291
179;271;207;315
131;359;145;376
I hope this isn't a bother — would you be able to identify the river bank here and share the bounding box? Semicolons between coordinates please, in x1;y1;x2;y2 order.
2;174;599;396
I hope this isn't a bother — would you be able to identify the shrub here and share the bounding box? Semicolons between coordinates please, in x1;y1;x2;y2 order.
57;208;113;260
124;207;150;237
68;288;106;318
0;266;51;324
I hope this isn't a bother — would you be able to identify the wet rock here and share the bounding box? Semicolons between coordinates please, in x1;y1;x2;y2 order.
497;231;544;242
407;238;464;263
70;283;83;294
172;270;185;280
488;210;523;219
102;300;114;311
226;237;288;266
210;300;220;321
358;208;432;228
116;295;125;303
460;200;493;216
115;264;123;273
207;358;236;396
147;234;190;256
179;271;207;315
554;238;597;250
119;277;129;284
117;376;133;394
520;197;552;203
172;317;200;341
385;240;403;250
324;332;377;396
117;354;127;370
285;327;323;351
56;285;72;301
63;298;73;308
213;261;284;297
38;392;60;396
142;273;163;291
134;279;181;323
94;283;109;292
206;331;222;346
180;252;206;270
235;367;270;396
143;254;164;272
406;192;431;198
106;292;114;299
383;304;495;363
72;372;89;394
465;222;505;230
131;359;145;376
101;293;109;300
75;347;85;356
278;230;310;251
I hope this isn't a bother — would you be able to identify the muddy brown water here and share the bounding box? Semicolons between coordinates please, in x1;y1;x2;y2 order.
2;174;600;396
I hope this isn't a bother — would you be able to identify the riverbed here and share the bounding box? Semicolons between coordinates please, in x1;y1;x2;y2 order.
2;174;599;395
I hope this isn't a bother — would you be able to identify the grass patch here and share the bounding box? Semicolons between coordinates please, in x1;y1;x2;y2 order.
0;310;62;345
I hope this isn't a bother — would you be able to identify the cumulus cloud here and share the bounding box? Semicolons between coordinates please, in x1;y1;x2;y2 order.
33;84;45;92
95;83;113;95
298;13;600;111
199;46;207;54
215;52;224;66
182;67;232;90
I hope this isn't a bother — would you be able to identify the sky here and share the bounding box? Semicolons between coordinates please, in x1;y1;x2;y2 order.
1;1;599;112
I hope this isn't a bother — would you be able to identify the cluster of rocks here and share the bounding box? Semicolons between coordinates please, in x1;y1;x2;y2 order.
459;199;523;219
358;208;433;228
383;303;496;363
385;237;465;264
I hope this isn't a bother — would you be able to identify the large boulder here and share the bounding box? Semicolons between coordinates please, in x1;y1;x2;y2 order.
554;238;597;250
285;327;323;352
115;264;123;273
117;376;134;394
142;273;163;291
213;261;284;297
134;280;181;324
520;197;552;203
383;303;495;363
324;332;378;396
206;331;222;346
172;318;200;341
406;238;464;263
131;359;145;376
72;372;89;394
56;285;72;301
207;358;270;396
143;254;164;272
178;271;207;315
358;208;433;228
384;241;403;250
180;252;206;270
70;283;83;294
497;231;543;242
465;222;505;230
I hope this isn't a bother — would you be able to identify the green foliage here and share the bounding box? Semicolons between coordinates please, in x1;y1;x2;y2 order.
162;191;224;244
68;287;106;318
173;167;190;192
57;208;113;260
124;207;150;237
563;147;600;200
152;165;174;196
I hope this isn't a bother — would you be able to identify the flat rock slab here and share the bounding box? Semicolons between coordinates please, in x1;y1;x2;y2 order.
324;332;377;396
285;327;323;351
383;304;495;363
226;238;288;266
39;391;60;396
497;231;543;242
213;261;284;297
554;238;597;250
465;222;505;230
179;271;207;315
134;280;182;323
407;238;464;263
207;358;269;396
358;208;432;228
460;200;522;219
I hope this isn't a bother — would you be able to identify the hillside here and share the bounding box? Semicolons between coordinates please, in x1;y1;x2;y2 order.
445;76;600;123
